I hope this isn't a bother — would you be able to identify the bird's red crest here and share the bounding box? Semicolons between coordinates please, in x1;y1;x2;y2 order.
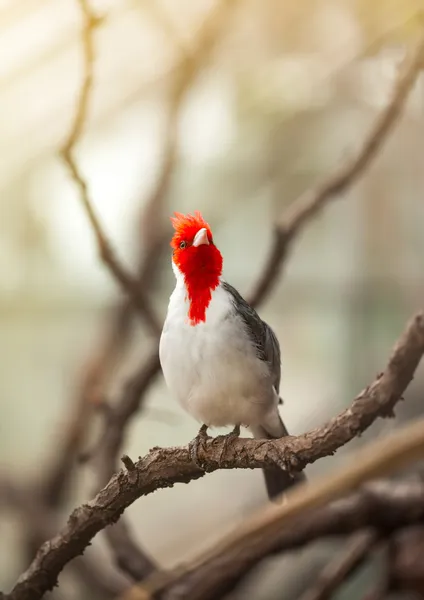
169;211;223;326
170;211;212;250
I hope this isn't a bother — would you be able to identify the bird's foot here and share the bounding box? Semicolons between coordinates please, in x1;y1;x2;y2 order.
189;424;210;469
219;424;241;465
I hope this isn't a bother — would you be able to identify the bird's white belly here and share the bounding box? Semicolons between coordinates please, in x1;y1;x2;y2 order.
159;285;272;428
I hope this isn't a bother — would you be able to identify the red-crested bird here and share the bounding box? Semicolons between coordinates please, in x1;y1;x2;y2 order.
159;211;305;499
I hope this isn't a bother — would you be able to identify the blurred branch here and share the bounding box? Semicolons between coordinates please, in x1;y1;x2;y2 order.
4;310;424;600
298;532;378;600
60;0;160;335
141;478;424;600
92;0;240;581
98;349;161;580
0;477;126;600
6;9;423;600
248;30;424;307
95;0;238;485
39;324;130;508
362;549;392;600
96;349;161;485
139;0;190;57
105;519;156;582
6;421;424;600
84;99;175;585
390;526;424;596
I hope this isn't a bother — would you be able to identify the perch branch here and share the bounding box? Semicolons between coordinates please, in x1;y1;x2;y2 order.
3;310;424;600
7;421;424;600
91;21;424;503
248;30;424;307
60;0;160;334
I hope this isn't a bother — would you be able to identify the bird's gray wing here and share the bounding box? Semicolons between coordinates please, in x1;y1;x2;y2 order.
222;281;281;393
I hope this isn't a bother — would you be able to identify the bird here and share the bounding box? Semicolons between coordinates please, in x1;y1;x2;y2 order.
159;210;305;500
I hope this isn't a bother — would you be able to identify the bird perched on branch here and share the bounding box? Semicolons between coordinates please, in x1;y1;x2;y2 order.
159;211;305;499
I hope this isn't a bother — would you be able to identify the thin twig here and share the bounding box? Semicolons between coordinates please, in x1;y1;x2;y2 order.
248;30;424;307
96;0;239;484
60;0;160;334
3;310;424;600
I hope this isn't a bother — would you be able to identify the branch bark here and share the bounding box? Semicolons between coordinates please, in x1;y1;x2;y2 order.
248;31;424;307
3;310;424;600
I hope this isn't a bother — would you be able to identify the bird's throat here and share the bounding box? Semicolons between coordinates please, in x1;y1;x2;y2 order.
185;276;219;326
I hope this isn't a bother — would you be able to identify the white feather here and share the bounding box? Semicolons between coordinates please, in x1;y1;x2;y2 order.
160;264;281;431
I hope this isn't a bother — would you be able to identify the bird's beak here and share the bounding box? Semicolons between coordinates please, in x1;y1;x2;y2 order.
192;228;209;247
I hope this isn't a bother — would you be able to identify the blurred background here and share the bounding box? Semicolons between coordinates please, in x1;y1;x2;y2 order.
1;0;424;598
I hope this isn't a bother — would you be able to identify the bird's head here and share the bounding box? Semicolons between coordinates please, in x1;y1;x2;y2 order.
170;211;223;324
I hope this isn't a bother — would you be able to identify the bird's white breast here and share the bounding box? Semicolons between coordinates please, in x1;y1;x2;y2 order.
159;272;273;428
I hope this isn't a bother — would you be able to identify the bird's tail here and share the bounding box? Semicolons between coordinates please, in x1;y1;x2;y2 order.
250;414;306;501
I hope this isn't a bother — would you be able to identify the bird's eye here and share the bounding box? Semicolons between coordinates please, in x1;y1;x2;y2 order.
179;241;187;249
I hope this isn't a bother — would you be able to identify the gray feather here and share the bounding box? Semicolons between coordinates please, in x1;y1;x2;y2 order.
223;281;306;499
222;281;281;392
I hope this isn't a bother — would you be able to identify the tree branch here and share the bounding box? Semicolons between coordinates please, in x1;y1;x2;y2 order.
98;350;161;579
95;0;239;489
146;478;424;600
0;477;126;600
93;23;423;578
60;0;160;334
94;0;241;580
390;526;424;596
298;531;378;600
3;310;424;600
248;31;424;307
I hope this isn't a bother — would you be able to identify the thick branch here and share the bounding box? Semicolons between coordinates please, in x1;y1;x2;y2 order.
4;310;424;600
248;31;424;307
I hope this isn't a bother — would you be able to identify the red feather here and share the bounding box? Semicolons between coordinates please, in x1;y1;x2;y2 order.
170;211;223;325
170;211;212;249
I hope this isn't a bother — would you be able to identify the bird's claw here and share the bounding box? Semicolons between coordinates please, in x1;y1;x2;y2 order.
189;424;210;468
219;424;241;465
